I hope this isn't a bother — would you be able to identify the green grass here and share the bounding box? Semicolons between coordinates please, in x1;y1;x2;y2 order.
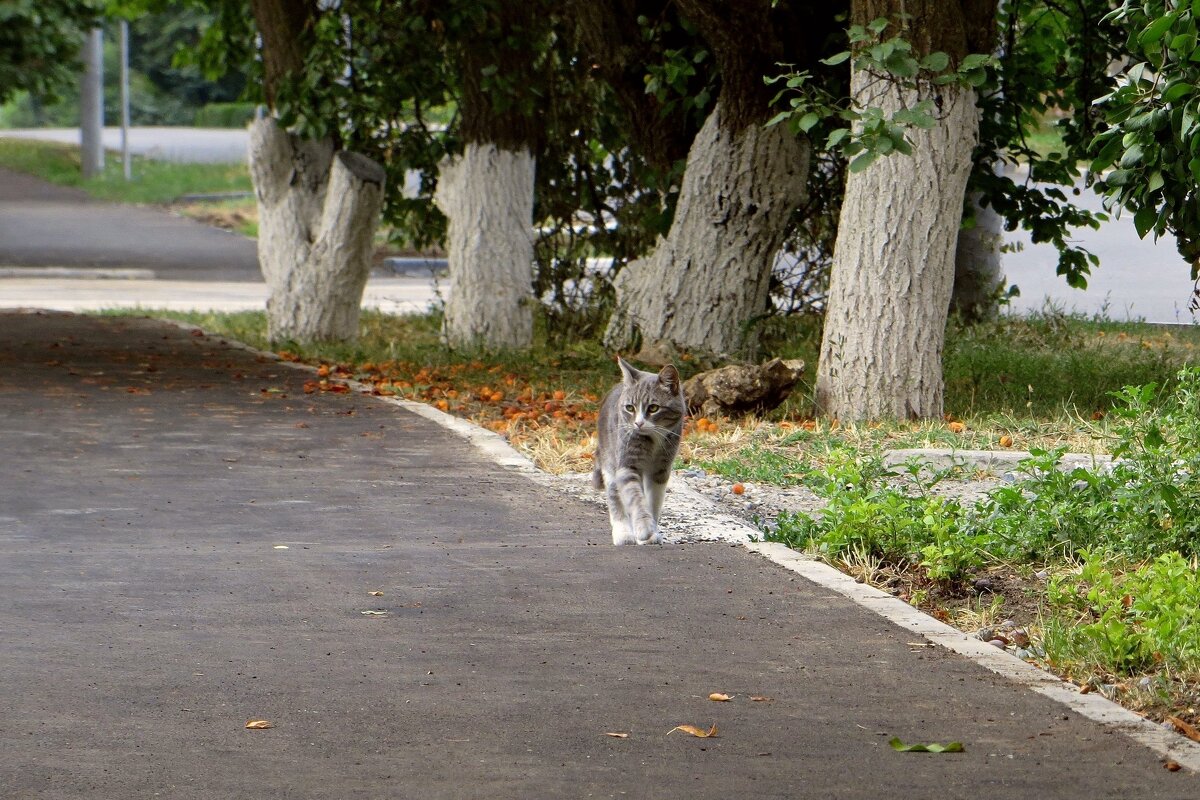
0;138;251;204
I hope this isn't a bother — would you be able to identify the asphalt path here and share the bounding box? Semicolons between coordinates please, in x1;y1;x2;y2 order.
0;311;1194;798
0;167;260;282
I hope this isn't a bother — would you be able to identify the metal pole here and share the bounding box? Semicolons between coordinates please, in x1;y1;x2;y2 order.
80;26;105;178
119;20;131;181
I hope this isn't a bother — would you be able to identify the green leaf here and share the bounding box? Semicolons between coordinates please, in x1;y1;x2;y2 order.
1163;81;1194;105
765;110;791;129
1148;170;1165;192
1134;205;1157;239
921;52;949;72
1118;143;1145;168
1138;13;1177;50
797;112;821;133
848;151;878;173
821;51;851;66
889;737;965;753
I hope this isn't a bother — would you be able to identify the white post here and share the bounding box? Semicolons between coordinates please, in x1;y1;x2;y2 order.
119;20;131;181
80;26;105;178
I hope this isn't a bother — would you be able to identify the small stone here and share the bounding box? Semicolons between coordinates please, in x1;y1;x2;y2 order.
987;639;1008;649
1000;619;1017;630
1001;471;1018;484
1138;677;1153;689
977;627;996;642
1034;570;1049;580
1011;629;1030;647
972;577;996;594
1014;648;1033;660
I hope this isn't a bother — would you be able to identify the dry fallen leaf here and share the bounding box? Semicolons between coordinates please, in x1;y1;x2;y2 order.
367;591;384;597
1165;760;1182;771
1166;716;1200;744
749;696;772;702
603;732;630;739
947;421;966;434
708;693;733;702
667;724;718;738
245;720;273;730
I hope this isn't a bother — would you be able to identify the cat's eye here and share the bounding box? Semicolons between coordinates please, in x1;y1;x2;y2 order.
624;403;635;413
647;404;660;413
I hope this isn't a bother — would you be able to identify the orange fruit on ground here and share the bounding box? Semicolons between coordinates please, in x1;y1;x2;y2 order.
731;483;745;495
999;434;1014;447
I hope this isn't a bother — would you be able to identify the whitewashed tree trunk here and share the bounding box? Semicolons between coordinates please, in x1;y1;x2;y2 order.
603;101;810;358
434;143;535;350
816;72;979;421
248;117;385;343
951;190;1004;321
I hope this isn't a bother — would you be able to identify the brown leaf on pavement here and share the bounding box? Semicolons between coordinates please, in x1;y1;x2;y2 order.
603;732;630;738
1166;716;1200;743
667;724;718;738
367;591;384;597
245;720;273;729
749;696;772;702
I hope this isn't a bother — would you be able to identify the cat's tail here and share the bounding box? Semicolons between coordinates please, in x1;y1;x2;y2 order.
591;466;605;490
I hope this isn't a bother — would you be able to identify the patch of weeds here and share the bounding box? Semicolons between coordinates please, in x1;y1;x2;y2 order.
693;445;810;487
769;450;989;584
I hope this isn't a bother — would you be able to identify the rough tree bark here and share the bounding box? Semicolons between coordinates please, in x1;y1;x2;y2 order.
431;4;544;351
435;142;535;349
249;118;385;342
816;0;997;421
247;0;386;344
604;105;810;357
951;191;1005;321
602;0;822;359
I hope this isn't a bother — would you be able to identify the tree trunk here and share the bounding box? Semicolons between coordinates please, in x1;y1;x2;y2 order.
815;72;979;420
248;117;385;343
950;191;1004;322
603;102;810;358
433;143;536;350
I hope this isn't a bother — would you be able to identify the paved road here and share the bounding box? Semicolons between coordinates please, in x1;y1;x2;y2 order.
0;167;441;314
0;167;260;282
0;311;1195;798
1003;177;1200;325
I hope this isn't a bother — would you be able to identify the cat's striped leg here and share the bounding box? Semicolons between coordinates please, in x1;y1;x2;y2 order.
605;477;638;545
644;476;668;535
615;467;659;545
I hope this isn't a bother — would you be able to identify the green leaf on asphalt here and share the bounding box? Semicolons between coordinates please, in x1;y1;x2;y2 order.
889;737;964;753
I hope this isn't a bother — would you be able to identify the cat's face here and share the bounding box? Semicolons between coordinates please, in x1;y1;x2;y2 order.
617;358;685;440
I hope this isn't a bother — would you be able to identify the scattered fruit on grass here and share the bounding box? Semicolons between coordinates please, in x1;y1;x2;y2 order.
553;390;566;401
999;434;1014;448
947;421;966;434
317;364;330;377
731;483;745;495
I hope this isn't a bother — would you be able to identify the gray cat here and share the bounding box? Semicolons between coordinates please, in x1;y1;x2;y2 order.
592;357;686;545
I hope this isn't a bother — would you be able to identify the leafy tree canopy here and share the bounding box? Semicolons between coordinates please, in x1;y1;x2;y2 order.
0;0;104;106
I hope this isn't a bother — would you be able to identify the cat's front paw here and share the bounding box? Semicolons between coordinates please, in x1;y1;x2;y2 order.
634;522;662;545
611;523;638;546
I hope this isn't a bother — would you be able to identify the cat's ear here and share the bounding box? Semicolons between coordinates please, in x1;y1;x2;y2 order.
617;356;639;384
657;364;680;393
